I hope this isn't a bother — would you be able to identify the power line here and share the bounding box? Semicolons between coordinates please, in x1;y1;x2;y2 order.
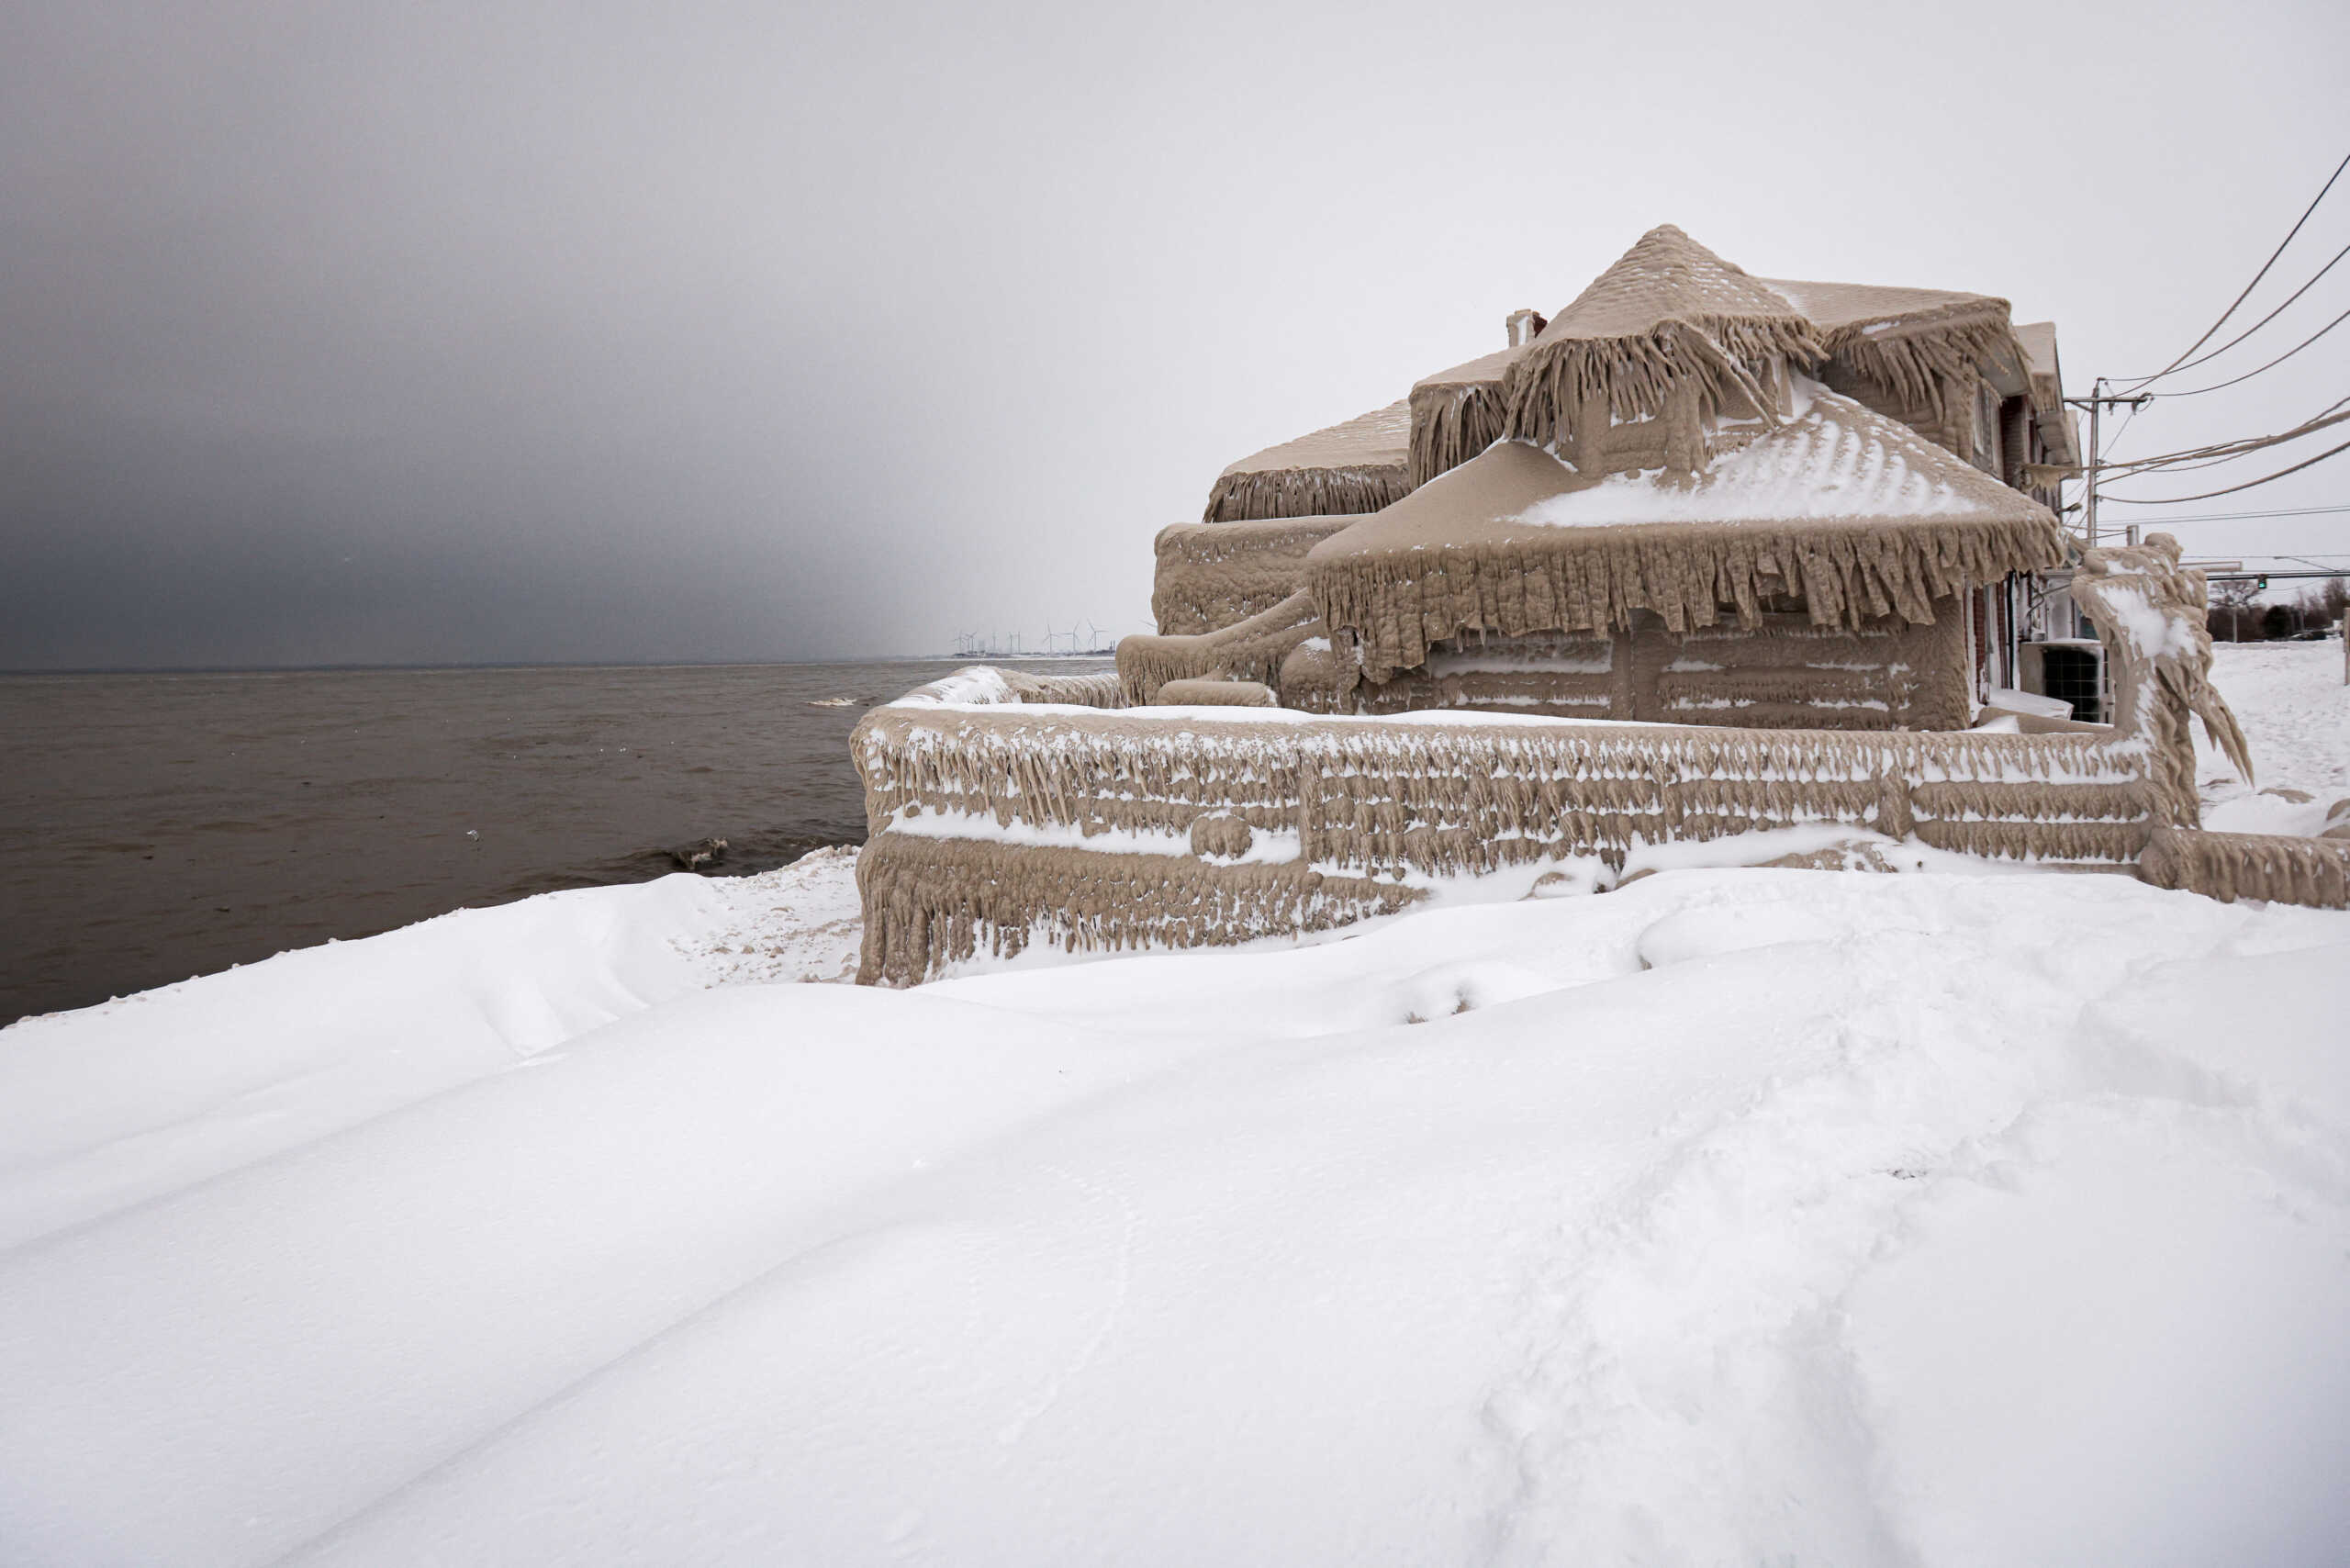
2115;149;2350;390
2141;240;2350;384
2076;151;2350;546
2068;392;2350;540
2140;503;2350;522
2099;400;2350;477
2207;559;2350;568
2156;300;2350;398
2104;433;2350;504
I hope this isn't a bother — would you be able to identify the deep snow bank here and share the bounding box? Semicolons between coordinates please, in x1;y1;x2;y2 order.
0;846;863;1252
2;866;2346;1566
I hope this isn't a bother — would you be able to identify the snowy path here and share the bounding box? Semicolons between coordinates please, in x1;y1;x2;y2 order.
3;867;2347;1565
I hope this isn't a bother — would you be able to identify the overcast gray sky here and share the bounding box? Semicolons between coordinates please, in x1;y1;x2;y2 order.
3;0;2344;668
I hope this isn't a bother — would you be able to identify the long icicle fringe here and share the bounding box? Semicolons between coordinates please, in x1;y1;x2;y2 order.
1409;380;1512;488
1309;512;2067;681
1202;465;1413;522
1500;317;1828;452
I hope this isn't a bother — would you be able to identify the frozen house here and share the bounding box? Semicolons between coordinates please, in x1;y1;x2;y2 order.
851;228;2337;985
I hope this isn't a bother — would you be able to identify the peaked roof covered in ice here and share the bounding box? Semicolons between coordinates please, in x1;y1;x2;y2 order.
2013;320;2062;404
2012;320;2076;464
1203;400;1412;522
1307;383;2065;677
1500;226;1829;442
1216;399;1411;477
1206;222;2061;549
1411;346;1522;394
1761;276;2008;336
1406;346;1526;489
1761;274;2028;414
1543;224;1817;345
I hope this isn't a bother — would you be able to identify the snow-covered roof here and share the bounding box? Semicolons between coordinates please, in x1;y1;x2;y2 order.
1333;385;2052;543
1307;382;2065;674
1511;381;2047;529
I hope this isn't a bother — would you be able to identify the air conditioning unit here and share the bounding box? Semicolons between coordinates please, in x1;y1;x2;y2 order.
2018;640;2106;723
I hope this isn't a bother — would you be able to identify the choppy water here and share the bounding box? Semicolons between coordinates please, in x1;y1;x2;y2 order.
0;659;1109;1023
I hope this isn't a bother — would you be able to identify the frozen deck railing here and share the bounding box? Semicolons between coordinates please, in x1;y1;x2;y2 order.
850;543;2333;986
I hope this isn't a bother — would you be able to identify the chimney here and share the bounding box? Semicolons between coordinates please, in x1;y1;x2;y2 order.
1505;308;1547;348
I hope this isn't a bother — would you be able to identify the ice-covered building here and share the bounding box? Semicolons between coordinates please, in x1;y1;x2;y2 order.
1130;226;2082;722
852;228;2340;984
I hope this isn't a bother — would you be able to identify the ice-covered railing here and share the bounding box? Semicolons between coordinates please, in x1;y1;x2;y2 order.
885;666;1125;711
2065;542;2347;909
860;705;2143;862
2065;539;2252;830
850;540;2278;984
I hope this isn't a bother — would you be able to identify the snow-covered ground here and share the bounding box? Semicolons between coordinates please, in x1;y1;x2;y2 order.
2199;635;2350;834
4;655;2349;1565
3;868;2346;1565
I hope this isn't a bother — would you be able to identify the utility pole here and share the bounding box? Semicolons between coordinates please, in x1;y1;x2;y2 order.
2064;379;2155;547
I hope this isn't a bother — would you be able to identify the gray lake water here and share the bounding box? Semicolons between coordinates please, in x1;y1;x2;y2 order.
0;659;1110;1023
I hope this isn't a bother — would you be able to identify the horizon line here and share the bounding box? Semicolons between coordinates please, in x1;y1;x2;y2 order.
0;651;1120;678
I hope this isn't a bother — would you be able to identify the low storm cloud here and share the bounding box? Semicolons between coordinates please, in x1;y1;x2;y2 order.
3;0;2343;668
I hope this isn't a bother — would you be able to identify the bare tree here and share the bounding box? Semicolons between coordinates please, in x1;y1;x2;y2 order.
2208;578;2263;642
2299;577;2348;626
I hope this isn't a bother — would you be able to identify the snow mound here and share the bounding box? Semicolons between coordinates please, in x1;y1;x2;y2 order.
676;844;865;985
1633;898;1839;967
